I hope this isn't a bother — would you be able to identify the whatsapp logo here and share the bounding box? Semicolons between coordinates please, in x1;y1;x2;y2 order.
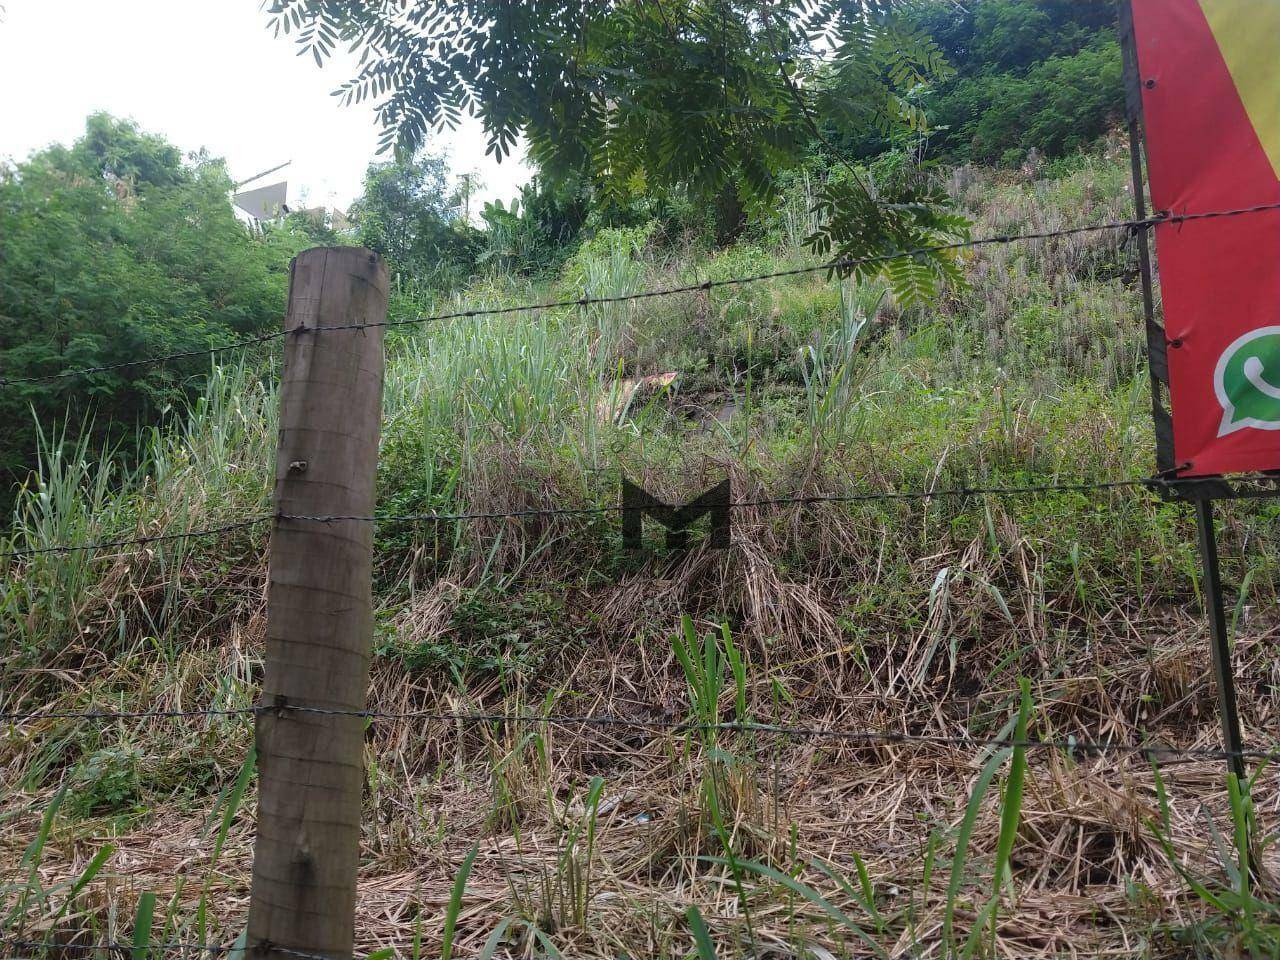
1216;327;1280;435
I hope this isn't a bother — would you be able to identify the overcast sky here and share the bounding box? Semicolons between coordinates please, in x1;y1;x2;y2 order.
0;0;532;213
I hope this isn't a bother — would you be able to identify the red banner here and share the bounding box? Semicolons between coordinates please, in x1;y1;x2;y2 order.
1131;0;1280;476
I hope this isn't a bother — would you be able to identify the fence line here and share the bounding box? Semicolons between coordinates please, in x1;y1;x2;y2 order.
0;518;269;560
1;940;233;957
0;332;284;388
8;196;1280;955
0;939;340;959
7;473;1276;561
2;699;1274;762
0;941;329;959
5;200;1280;391
2;941;232;955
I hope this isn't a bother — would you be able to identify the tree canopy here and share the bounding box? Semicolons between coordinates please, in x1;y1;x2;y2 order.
266;0;969;300
905;0;1122;165
348;151;483;289
0;114;311;493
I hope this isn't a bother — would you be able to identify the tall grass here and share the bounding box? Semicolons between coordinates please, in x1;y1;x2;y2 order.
2;363;273;662
799;282;882;449
6;152;1280;959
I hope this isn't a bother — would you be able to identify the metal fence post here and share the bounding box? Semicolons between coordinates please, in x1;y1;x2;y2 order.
1193;498;1249;786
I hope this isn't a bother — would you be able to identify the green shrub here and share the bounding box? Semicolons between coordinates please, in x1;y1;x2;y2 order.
949;42;1125;165
66;747;143;817
0;114;307;498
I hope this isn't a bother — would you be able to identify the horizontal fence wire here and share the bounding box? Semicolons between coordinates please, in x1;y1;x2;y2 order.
0;331;284;389
2;941;233;956
8;206;1280;960
0;518;271;560
0;942;334;959
3;699;1275;762
4;200;1280;390
0;943;361;960
0;940;347;959
265;946;358;960
6;473;1274;560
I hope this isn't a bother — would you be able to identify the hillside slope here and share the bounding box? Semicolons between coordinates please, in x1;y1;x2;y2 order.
4;149;1280;958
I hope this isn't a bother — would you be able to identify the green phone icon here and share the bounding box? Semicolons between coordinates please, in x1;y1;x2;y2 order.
1215;326;1280;435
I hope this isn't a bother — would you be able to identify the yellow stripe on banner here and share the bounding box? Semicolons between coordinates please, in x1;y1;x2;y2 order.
1199;0;1280;178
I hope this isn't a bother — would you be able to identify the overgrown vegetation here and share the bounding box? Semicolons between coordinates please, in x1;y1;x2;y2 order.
5;148;1280;957
0;2;1127;493
0;114;314;496
5;3;1279;956
349;151;484;293
903;0;1123;165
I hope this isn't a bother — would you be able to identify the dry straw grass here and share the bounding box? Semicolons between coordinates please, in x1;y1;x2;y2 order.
4;153;1280;958
5;512;1278;957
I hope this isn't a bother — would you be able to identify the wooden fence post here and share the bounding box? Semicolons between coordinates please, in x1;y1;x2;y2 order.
247;246;388;960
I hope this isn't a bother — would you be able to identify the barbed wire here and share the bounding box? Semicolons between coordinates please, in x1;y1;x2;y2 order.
0;940;397;960
2;940;233;956
0;332;283;388
0;939;350;960
2;698;1274;762
0;518;269;560
3;473;1246;561
5;200;1280;391
0;705;259;722
0;942;363;960
262;946;343;960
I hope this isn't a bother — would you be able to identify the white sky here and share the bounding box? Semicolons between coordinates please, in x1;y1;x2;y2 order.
0;0;532;214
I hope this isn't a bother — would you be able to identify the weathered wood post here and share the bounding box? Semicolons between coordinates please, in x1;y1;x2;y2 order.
248;246;388;960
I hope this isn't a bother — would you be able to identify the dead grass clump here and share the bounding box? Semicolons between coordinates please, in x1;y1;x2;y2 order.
1014;755;1162;891
10;153;1280;958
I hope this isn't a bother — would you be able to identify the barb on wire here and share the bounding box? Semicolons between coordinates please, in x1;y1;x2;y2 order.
5;200;1280;390
260;945;335;960
5;474;1275;561
3;698;1276;762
